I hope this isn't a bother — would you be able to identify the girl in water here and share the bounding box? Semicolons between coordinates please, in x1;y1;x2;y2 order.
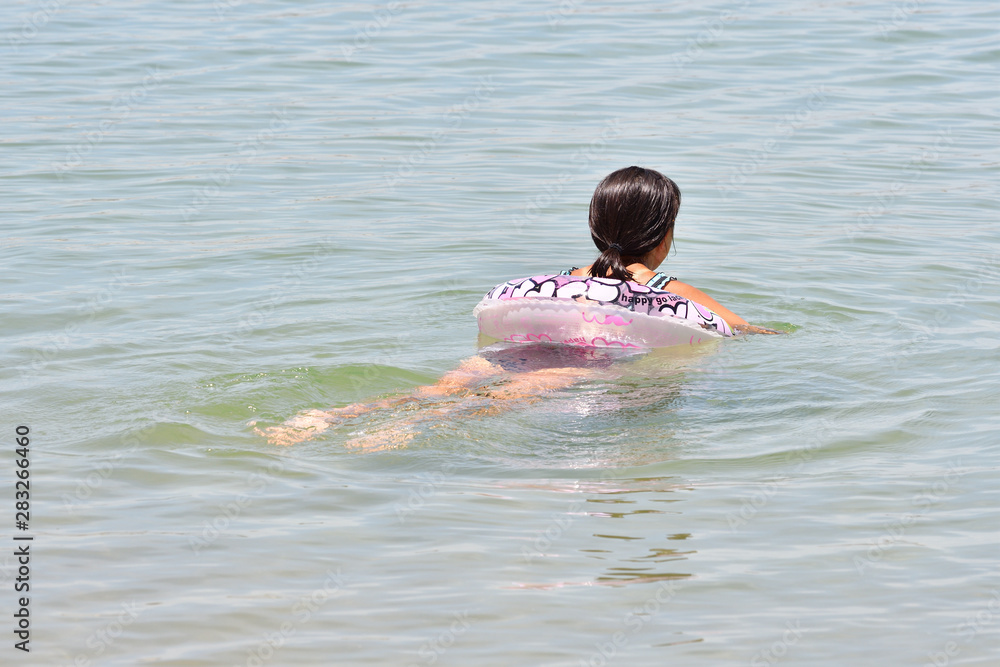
259;166;776;448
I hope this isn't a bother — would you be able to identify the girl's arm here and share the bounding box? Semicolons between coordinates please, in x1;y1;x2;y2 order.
662;280;747;327
663;280;782;334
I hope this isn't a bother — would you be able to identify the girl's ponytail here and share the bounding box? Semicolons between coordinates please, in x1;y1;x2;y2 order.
589;242;634;281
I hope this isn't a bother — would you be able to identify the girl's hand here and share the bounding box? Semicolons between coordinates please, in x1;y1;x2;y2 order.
733;324;784;335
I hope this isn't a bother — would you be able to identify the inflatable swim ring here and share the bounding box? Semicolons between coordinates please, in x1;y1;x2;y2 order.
474;275;733;349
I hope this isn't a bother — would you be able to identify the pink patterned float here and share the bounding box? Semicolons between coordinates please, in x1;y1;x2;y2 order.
474;275;733;349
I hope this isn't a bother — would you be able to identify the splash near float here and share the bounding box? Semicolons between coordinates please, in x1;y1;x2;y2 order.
474;275;733;350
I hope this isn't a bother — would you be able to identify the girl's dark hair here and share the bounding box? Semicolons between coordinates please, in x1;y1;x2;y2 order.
588;166;681;281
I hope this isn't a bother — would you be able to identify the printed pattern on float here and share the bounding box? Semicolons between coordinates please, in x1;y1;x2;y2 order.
478;274;733;338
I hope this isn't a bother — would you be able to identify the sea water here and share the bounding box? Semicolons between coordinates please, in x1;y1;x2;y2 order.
2;0;998;665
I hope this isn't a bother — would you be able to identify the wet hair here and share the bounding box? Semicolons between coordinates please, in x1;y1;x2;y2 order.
588;166;681;281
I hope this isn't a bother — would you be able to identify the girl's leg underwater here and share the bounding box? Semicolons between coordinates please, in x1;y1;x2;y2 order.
256;356;592;448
